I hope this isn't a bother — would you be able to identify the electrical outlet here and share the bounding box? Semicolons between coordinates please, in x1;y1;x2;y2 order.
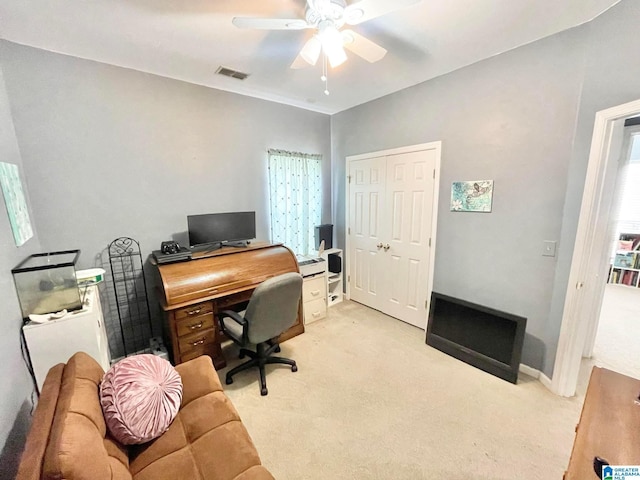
543;240;557;257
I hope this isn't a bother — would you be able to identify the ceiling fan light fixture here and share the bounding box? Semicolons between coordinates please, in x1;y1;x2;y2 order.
326;45;347;68
319;24;347;68
300;36;322;66
233;0;401;93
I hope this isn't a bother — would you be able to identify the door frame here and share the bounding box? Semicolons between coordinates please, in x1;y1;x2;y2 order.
344;141;442;329
581;125;640;359
552;98;640;397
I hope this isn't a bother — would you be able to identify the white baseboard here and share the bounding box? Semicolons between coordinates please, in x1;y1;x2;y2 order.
519;363;540;379
519;364;554;393
539;372;553;391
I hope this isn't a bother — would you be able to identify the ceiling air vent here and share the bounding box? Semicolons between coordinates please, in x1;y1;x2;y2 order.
216;66;250;80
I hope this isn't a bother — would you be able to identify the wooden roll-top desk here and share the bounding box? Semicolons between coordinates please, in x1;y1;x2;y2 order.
155;242;304;369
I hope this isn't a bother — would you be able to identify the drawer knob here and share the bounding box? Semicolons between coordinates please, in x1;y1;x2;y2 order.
191;338;205;346
311;290;320;296
312;312;321;317
189;321;203;330
187;307;202;316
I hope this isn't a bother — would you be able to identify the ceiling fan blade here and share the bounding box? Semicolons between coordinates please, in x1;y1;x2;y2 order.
344;0;421;25
232;17;310;30
342;30;387;63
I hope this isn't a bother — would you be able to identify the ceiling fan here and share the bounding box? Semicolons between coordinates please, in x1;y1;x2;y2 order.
233;0;420;72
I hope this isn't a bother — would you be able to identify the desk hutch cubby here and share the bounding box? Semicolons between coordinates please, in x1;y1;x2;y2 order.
608;233;640;288
154;242;304;368
321;248;343;306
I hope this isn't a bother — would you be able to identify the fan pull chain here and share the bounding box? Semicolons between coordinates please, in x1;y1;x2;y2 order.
322;53;329;95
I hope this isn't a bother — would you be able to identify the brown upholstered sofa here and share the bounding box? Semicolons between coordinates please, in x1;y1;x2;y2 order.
16;352;274;480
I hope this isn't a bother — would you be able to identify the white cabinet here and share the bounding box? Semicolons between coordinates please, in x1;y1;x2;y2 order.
321;248;343;306
23;286;110;392
302;273;327;324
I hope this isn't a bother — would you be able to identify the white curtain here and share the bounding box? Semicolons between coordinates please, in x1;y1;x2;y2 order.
268;149;322;255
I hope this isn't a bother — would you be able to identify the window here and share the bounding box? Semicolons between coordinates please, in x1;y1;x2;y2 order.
268;149;322;255
614;133;640;235
610;130;640;259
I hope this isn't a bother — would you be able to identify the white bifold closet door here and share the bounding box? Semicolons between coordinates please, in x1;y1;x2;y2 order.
348;148;436;329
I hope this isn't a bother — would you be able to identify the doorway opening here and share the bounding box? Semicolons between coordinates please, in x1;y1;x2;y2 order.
552;98;640;397
577;127;640;392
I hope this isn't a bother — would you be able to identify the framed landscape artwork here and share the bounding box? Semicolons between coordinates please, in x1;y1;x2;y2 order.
451;180;494;212
0;162;33;246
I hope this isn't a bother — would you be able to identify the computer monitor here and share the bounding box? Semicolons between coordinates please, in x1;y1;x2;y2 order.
187;211;256;249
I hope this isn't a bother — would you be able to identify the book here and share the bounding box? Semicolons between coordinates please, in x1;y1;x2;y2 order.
614;253;634;268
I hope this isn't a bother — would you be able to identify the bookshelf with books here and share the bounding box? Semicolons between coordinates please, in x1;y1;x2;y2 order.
608;233;640;287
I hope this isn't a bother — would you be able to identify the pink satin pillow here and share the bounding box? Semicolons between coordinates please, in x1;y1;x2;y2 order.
100;354;183;445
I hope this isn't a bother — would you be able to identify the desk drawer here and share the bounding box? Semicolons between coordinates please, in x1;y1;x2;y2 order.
303;276;326;303
178;328;216;354
304;297;327;325
175;301;213;321
176;313;214;337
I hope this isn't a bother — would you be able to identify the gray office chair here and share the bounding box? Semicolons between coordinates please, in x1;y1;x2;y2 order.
219;272;303;396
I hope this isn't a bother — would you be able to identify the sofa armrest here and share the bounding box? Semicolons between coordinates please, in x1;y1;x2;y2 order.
174;355;224;408
16;364;65;480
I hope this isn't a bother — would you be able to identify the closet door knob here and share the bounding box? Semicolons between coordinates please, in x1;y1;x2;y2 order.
376;243;384;249
383;244;390;251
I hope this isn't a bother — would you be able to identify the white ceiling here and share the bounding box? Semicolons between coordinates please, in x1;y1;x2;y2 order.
0;0;620;115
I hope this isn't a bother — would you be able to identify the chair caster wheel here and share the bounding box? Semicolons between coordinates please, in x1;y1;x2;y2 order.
275;346;281;353
261;388;268;396
238;353;245;359
226;376;233;385
291;365;298;372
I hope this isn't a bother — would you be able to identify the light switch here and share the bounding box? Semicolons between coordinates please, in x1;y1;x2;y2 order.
542;240;557;257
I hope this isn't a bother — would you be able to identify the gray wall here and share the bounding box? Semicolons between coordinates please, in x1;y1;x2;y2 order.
331;0;640;377
0;41;332;357
331;27;587;373
0;63;41;479
546;0;640;371
0;42;332;260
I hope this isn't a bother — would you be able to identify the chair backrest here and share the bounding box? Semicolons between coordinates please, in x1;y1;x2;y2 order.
244;272;303;344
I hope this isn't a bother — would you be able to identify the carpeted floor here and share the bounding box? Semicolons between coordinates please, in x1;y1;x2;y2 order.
578;283;640;393
218;300;582;479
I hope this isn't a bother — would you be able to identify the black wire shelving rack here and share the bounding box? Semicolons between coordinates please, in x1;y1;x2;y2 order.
107;237;154;357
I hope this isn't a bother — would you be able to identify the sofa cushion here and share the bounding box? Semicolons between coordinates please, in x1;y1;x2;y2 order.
41;352;132;480
129;355;274;480
101;354;183;445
